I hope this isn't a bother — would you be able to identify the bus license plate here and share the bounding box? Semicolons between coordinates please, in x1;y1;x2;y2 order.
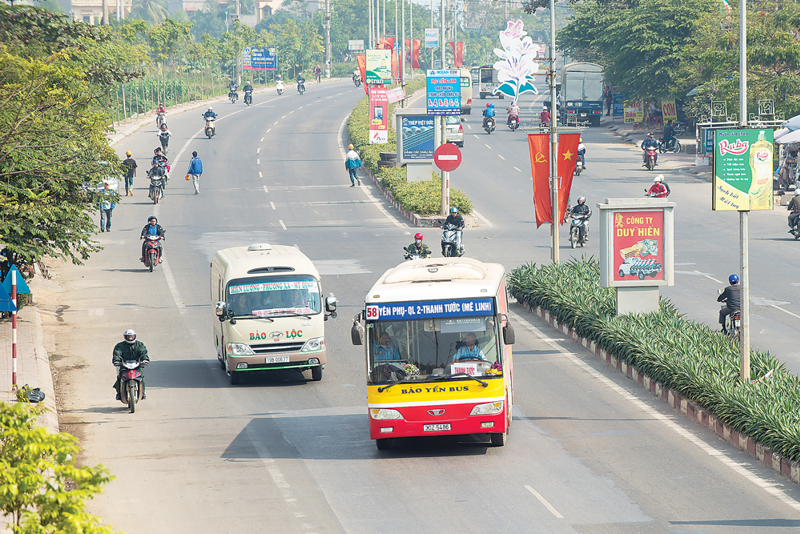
424;424;451;432
266;355;290;364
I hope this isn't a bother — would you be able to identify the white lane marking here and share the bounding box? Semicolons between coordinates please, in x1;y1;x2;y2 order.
282;114;287;119
263;185;268;193
473;134;480;139
467;124;472;130
298;106;303;109
260;137;264;142
270;201;276;210
696;269;723;284
498;154;505;160
524;485;564;519
257;159;260;164
279;219;287;230
259;171;263;178
514;166;522;172
289;110;294;114
161;257;186;316
485;144;492;149
511;311;800;514
274;121;279;125
267;128;272;133
257;148;261;154
767;303;800;320
472;209;493;227
675;262;697;266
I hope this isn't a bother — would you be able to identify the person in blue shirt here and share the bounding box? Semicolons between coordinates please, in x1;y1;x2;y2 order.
203;107;217;120
374;333;401;361
453;332;487;361
98;182;115;232
641;132;659;165
186;151;203;195
482;103;496;130
140;215;165;261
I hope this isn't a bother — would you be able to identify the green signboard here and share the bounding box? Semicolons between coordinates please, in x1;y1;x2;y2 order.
712;128;774;211
365;50;392;86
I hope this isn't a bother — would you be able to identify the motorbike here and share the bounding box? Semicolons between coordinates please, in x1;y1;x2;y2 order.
790;216;800;239
353;74;362;87
644;188;667;199
574;157;583;176
119;359;146;413
244;90;253;106
658;136;681;154
568;211;590;249
276;81;284;95
403;247;421;261
441;223;464;257
717;289;741;339
148;173;165;205
228;90;238;104
142;235;163;272
508;114;520;131
159;132;170;155
644;146;658;171
672;121;687;136
204;116;215;138
298;80;306;95
483;116;496;134
156;112;166;128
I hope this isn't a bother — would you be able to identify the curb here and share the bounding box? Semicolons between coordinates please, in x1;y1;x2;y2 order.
361;166;421;226
31;305;59;434
517;299;800;487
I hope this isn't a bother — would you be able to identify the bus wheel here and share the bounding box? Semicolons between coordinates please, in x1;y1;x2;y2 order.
490;431;507;447
376;438;392;450
311;365;322;381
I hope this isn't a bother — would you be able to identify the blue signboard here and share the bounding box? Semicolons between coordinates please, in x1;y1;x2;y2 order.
612;93;625;118
243;47;276;71
426;69;461;116
1;265;30;294
365;298;495;321
705;128;714;154
401;116;436;160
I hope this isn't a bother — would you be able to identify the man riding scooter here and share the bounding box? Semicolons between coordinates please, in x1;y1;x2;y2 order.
642;132;659;166
405;233;431;259
483;103;496;130
717;275;741;335
507;100;520;125
140;216;165;263
112;329;150;401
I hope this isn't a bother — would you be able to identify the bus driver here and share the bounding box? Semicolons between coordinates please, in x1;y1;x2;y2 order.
453;333;487;361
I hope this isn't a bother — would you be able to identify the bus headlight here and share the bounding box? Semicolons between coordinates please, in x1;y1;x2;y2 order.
227;343;255;356
301;337;325;352
370;408;403;420
469;401;503;416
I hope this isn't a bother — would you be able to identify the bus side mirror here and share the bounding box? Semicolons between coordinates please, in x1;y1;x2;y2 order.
215;301;227;321
503;323;516;345
351;322;364;345
325;295;338;320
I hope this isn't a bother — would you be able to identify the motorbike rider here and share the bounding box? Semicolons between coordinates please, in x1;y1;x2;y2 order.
483;103;496;129
507;100;520;125
405;233;431;259
780;148;799;189
157;123;172;153
577;137;586;169
243;80;253;102
646;175;668;198
227;80;238;98
140;215;166;262
112;329;150;401
570;196;591;241
297;73;306;92
642;132;659;165
151;146;168;168
155;102;166;124
540;107;551;126
787;189;800;233
663;120;676;150
443;207;465;255
717;275;741;334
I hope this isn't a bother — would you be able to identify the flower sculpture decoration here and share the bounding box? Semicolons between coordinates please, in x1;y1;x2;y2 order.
492;20;540;100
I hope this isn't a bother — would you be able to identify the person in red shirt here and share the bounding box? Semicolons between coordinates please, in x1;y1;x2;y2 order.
646;175;668;198
540;107;551;126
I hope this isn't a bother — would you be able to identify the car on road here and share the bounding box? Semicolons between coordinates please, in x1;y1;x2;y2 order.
445;115;464;147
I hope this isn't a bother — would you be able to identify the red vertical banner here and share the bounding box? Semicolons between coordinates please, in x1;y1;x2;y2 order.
412;39;421;69
356;54;368;95
369;87;389;144
447;42;464;67
528;133;552;227
556;132;581;223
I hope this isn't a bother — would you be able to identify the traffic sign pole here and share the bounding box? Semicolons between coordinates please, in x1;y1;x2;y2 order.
11;269;17;388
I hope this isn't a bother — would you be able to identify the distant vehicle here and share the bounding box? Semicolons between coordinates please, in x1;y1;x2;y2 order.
471;65;504;100
459;68;473;114
445;115;464;147
560;62;604;127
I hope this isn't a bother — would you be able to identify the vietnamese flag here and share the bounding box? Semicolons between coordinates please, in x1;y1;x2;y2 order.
404;39;422;69
448;41;464;68
378;37;395;50
556;132;581;223
528;132;581;227
356;54;367;95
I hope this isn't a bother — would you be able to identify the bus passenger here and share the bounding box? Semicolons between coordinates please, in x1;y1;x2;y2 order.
374;333;401;361
453;333;487;361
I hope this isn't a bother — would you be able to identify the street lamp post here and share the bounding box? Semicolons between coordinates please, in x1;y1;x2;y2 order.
738;0;750;382
549;0;559;263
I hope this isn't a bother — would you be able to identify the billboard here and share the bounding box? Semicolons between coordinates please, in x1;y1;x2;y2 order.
426;70;461;116
366;50;392;85
242;47;276;71
612;210;665;283
369;87;389;144
400;115;436;160
425;28;439;48
712;128;774;211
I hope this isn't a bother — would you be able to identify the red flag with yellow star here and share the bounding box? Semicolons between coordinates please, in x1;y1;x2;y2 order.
528;132;581;227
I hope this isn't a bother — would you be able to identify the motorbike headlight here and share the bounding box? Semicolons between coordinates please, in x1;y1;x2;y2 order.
301;337;325;352
469;401;504;416
227;343;255;356
370;408;403;420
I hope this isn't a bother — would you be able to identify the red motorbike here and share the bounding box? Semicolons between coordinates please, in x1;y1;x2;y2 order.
120;359;146;413
644;146;658;171
143;235;163;272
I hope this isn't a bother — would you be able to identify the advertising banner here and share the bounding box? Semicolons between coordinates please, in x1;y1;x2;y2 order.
242;47;276;71
366;49;392;85
712;128;774;211
426;70;461;116
386;86;405;104
348;40;365;51
368;87;389;144
401;116;436;160
611;210;665;283
612;93;625;118
527;133;581;227
425;28;439;48
661;100;677;123
365;298;495;321
624;102;639;124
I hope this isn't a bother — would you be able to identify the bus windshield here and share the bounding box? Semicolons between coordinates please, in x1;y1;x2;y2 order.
367;315;502;384
227;275;321;318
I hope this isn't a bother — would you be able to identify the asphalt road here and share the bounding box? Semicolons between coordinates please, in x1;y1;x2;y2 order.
44;79;800;534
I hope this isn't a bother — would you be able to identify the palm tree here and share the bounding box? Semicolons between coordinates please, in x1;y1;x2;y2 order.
129;0;170;24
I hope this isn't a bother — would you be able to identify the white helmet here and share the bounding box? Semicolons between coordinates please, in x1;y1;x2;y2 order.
654;175;664;183
794;189;800;196
123;329;137;344
207;106;213;112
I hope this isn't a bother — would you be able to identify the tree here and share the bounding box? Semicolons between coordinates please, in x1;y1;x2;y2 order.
129;0;170;24
0;401;116;533
146;18;193;66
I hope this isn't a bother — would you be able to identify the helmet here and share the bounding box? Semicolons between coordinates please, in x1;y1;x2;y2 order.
348;144;354;149
207;106;213;111
486;103;491;107
654;175;663;183
414;232;423;240
123;329;136;344
125;151;131;156
577;196;585;204
489;103;494;108
794;189;800;196
451;207;458;213
647;132;654;137
148;216;157;223
729;274;739;285
158;102;164;106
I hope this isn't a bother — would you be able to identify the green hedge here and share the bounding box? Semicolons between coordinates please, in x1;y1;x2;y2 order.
508;257;800;462
347;79;474;216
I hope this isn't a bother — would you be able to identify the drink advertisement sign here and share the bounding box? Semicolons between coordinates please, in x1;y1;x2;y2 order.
366;50;392;85
369;87;389;144
712;128;774;211
612;210;665;283
426;69;461;116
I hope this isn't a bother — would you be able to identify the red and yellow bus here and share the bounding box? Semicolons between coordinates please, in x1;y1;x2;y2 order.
351;257;515;450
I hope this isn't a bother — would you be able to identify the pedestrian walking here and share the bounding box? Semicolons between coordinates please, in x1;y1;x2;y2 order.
314;64;322;84
345;144;361;187
122;151;137;196
187;151;203;194
603;86;612;116
99;182;116;232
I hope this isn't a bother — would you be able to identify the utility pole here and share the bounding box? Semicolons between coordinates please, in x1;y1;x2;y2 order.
325;0;331;78
401;0;406;84
430;0;434;68
368;0;372;50
102;0;108;25
410;1;413;77
549;0;559;263
738;0;750;382
441;0;445;67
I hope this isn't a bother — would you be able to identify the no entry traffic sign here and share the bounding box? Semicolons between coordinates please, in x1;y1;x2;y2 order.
434;143;462;172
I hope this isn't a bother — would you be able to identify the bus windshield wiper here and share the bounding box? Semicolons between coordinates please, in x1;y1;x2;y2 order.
278;313;313;319
377;379;419;393
439;373;489;387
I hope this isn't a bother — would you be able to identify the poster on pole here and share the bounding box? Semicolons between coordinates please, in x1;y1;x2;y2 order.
612;210;665;283
712;128;774;211
242;47;276;71
425;28;439;49
366;50;392;85
661;100;677;123
369;87;389;144
426;70;461;116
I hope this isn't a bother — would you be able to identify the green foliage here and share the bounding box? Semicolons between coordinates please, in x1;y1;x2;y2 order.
508;257;800;462
129;0;170;24
347;77;473;217
0;401;116;533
